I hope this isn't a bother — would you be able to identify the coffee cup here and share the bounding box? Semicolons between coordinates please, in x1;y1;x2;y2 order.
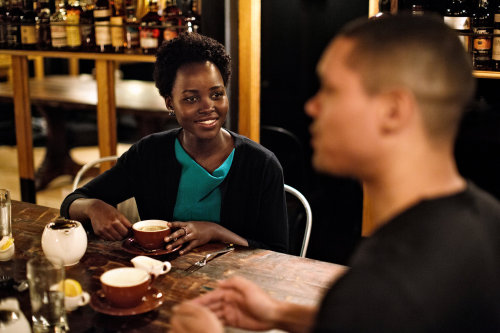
64;291;90;312
132;220;171;250
100;267;152;308
131;256;171;277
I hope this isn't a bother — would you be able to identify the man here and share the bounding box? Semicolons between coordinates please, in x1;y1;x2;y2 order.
170;15;500;332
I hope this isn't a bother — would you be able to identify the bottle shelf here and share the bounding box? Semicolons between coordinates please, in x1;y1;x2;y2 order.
0;49;155;62
472;70;500;79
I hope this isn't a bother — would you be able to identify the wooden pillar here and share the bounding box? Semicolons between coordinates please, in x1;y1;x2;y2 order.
238;0;260;142
11;55;36;203
95;60;117;172
33;56;45;80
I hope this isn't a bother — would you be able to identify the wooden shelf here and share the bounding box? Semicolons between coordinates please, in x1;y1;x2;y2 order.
473;70;500;79
0;49;156;62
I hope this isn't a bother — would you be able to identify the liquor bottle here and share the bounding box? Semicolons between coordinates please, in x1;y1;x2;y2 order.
79;0;95;51
373;0;392;19
409;0;427;15
0;0;9;48
183;0;199;33
492;0;500;69
21;0;38;49
110;0;124;52
444;0;472;52
472;0;493;70
124;0;139;53
37;0;52;50
94;0;112;52
140;0;162;54
6;0;23;49
50;0;67;50
163;0;181;41
65;0;82;50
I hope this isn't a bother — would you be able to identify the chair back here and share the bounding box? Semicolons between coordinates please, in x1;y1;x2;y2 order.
285;184;312;257
72;156;140;223
261;126;307;191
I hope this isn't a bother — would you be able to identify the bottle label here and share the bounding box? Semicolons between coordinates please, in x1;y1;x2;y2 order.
443;16;470;30
125;25;140;48
163;28;178;41
95;22;111;45
140;28;159;48
6;25;20;46
0;25;6;44
110;16;124;47
473;28;492;51
495;14;500;23
21;25;37;45
50;24;67;47
66;11;81;47
94;9;112;18
492;29;500;61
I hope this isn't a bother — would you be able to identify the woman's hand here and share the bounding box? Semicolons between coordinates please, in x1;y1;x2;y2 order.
165;221;219;255
84;199;132;241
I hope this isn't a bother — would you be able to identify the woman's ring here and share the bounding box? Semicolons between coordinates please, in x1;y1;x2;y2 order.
181;226;188;236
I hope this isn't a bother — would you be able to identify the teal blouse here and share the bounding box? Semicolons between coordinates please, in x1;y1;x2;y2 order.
173;138;235;223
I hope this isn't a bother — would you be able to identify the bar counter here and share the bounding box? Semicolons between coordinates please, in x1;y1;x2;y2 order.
0;200;346;332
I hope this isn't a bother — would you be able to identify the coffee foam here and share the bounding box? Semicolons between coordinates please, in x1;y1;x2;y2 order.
101;268;149;287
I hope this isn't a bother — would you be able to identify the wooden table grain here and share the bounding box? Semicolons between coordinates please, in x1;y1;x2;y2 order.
0;201;346;332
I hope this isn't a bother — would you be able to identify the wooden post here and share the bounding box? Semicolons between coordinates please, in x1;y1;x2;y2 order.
11;55;36;203
238;0;260;142
95;59;117;172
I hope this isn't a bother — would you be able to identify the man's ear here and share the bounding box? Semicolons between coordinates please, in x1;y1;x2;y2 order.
377;88;416;134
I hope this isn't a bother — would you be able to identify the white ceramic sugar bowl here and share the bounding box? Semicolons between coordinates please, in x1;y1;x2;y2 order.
41;219;87;266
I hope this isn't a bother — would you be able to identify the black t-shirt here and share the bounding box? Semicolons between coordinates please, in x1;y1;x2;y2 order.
314;183;500;332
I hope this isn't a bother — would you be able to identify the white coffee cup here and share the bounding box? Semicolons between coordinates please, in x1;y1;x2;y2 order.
64;291;90;312
131;256;171;277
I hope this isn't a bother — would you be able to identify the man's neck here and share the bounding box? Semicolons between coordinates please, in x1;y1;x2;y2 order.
363;148;466;233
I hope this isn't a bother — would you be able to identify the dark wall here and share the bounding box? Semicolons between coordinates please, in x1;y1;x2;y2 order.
261;0;367;264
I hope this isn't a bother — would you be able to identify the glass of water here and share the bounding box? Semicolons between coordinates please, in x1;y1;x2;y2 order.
27;255;68;333
0;189;14;261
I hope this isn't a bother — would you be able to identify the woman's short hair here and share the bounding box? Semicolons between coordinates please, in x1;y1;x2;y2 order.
154;33;231;98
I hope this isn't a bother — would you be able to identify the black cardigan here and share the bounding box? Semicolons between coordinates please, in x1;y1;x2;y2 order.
61;129;289;253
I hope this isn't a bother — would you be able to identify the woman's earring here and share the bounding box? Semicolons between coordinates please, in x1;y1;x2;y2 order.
167;108;175;116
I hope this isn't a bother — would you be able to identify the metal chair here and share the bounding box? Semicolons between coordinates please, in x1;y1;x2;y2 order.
285;184;312;258
72;156;140;223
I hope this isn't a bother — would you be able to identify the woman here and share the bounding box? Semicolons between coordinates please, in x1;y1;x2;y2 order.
60;33;288;254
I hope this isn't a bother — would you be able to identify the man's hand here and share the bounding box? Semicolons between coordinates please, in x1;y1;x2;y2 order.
170;301;224;333
193;276;280;331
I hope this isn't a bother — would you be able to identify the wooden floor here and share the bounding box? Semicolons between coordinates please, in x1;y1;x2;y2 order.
0;144;130;209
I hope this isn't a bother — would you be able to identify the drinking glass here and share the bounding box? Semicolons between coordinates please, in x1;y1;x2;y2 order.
26;256;68;333
0;189;14;261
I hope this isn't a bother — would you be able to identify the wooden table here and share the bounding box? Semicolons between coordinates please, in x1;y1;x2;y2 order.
0;74;175;191
0;201;346;332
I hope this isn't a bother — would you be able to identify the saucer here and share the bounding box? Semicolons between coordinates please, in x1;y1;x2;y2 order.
90;287;164;316
122;238;181;256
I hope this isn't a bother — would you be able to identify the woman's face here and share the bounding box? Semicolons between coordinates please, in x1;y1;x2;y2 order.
167;61;229;142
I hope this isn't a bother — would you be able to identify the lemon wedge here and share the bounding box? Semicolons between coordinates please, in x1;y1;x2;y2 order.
64;279;82;297
0;237;13;251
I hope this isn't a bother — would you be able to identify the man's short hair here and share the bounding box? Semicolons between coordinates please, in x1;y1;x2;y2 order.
154;33;231;98
338;15;476;139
